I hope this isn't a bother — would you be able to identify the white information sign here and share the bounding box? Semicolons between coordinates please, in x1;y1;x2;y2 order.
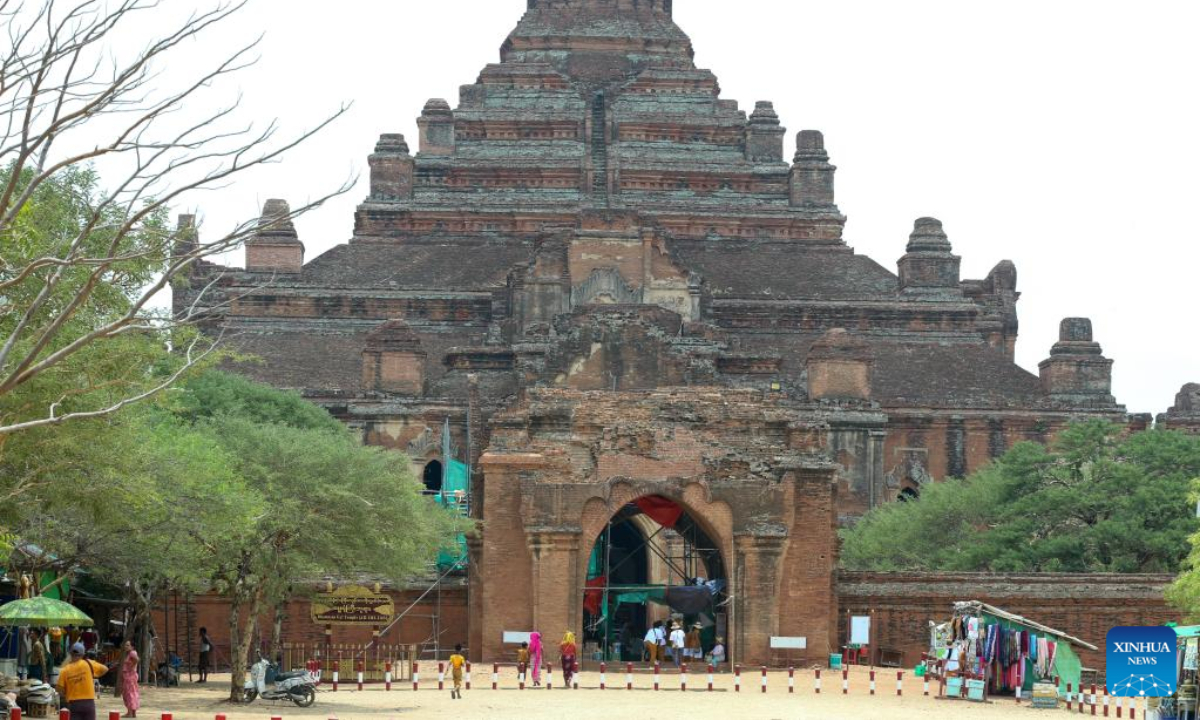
850;616;871;645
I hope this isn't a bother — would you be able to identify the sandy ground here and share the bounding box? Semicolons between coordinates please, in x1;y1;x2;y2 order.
87;666;1128;720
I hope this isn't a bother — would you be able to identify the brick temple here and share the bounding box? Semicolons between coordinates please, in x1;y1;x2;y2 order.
175;0;1194;664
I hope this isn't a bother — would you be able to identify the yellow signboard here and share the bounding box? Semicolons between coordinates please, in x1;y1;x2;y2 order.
310;585;395;626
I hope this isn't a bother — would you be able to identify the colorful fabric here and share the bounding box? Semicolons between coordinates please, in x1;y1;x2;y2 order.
583;577;606;616
530;632;543;683
634;496;684;529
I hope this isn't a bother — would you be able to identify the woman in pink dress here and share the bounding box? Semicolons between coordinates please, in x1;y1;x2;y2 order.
529;632;543;687
120;641;140;718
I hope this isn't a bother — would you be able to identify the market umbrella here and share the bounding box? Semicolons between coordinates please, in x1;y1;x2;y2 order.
0;597;93;627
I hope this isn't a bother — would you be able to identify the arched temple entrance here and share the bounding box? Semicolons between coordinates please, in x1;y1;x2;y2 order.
581;495;728;662
473;387;842;665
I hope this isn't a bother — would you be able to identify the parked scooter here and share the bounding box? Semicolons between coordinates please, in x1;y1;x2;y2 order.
242;656;317;707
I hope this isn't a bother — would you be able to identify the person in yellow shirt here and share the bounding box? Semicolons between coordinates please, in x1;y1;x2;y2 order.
515;641;530;682
449;644;466;699
57;643;107;720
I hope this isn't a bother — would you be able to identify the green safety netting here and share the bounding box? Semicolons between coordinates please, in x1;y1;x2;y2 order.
436;459;470;569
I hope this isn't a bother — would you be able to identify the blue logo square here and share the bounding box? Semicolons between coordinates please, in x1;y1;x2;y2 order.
1107;627;1177;697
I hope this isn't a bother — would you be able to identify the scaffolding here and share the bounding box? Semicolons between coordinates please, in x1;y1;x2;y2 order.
586;500;728;662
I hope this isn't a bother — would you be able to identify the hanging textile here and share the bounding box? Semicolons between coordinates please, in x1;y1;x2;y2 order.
664;586;715;615
583;576;607;616
634;496;684;529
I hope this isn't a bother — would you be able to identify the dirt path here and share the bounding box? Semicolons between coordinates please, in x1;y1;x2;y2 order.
91;666;1117;720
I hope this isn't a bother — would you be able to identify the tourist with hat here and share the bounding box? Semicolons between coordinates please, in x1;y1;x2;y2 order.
685;622;703;660
56;642;107;720
668;621;686;668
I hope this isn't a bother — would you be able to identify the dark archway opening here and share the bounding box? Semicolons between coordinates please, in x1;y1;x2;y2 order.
583;496;727;665
422;460;443;494
899;487;919;502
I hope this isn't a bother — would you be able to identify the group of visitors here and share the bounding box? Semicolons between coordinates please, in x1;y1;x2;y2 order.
642;620;722;666
513;631;580;688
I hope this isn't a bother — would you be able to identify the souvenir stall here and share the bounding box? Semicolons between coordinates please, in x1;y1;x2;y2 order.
929;600;1097;701
1157;625;1200;719
0;597;95;715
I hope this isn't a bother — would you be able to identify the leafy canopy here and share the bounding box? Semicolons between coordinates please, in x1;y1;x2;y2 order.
841;421;1200;573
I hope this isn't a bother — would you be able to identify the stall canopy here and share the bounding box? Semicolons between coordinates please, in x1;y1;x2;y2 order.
946;601;1097;697
0;597;93;627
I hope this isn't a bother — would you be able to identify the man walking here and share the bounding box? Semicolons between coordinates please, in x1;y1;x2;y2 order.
57;642;107;720
197;628;212;683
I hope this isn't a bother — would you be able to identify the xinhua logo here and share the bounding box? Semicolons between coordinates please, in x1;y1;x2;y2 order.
1106;627;1177;697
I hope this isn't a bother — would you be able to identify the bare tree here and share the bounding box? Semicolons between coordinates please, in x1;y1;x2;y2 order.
0;0;351;436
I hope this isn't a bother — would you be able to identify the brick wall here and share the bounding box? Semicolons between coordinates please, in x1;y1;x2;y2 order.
836;571;1178;674
152;585;469;669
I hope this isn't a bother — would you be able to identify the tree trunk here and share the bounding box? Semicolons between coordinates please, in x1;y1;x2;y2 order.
227;588;244;702
228;580;265;702
270;597;286;663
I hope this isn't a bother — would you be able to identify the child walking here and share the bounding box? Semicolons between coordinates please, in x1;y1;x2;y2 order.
449;644;466;699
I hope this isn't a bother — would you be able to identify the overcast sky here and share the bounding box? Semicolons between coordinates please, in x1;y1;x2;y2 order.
160;0;1198;416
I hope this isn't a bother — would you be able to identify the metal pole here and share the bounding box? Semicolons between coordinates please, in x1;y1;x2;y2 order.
603;516;613;662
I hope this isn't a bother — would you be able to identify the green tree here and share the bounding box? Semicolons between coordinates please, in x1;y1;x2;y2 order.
165;372;467;702
841;422;1200;573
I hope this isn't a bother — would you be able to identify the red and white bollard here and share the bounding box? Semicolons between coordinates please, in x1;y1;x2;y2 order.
438;661;446;691
870;669;876;695
626;662;633;691
1117;693;1123;718
897;671;904;696
842;668;849;694
923;671;930;697
519;662;526;690
467;662;473;691
9;708;19;720
546;662;554;690
492;663;499;691
1091;684;1097;716
385;660;393;691
789;666;795;694
162;715;173;720
1103;686;1110;717
815;668;822;694
734;664;742;692
654;662;661;691
332;667;340;692
59;710;69;720
1016;687;1022;704
1068;683;1074;711
357;659;364;692
412;661;419;692
681;663;688;692
599;662;607;690
761;666;768;694
707;664;715;692
572;661;579;690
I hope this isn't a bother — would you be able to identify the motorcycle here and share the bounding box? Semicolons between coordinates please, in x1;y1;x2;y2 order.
242;656;317;707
